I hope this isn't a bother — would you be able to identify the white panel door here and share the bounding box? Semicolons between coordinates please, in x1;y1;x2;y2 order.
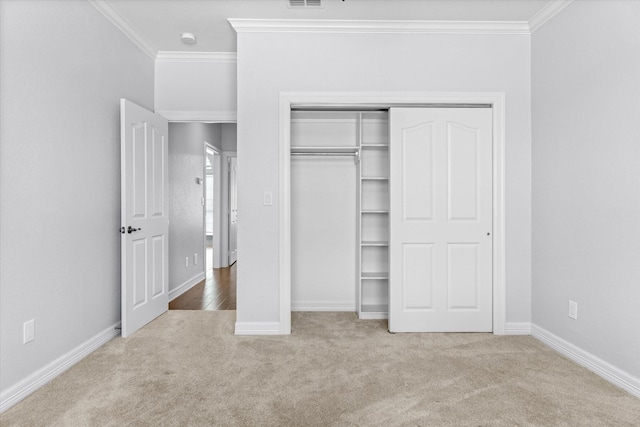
389;108;492;332
120;99;169;337
228;156;238;265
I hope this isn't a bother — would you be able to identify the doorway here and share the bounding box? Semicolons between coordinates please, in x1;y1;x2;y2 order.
167;123;238;311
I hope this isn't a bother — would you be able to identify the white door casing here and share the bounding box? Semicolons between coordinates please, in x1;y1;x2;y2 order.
120;99;169;337
228;156;238;265
273;92;506;337
389;107;493;332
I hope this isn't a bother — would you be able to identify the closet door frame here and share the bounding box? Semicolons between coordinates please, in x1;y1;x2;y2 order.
279;92;506;335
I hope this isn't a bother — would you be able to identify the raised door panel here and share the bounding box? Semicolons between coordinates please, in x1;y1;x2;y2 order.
402;243;433;311
151;127;165;217
402;123;434;221
448;122;479;222
132;123;147;219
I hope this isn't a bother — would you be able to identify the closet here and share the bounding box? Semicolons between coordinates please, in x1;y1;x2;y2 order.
291;110;390;317
290;106;494;331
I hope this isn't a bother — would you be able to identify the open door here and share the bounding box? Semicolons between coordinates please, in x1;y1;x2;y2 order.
388;108;493;332
120;99;169;337
228;156;238;265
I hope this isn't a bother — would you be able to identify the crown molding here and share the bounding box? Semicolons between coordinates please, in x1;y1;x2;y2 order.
89;0;157;59
529;0;574;33
156;51;237;63
228;19;530;35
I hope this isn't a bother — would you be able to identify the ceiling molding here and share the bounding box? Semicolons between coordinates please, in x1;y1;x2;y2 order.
156;52;238;63
89;0;157;59
228;19;531;35
529;0;573;33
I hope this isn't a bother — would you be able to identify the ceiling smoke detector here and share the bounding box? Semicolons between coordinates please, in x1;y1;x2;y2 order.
181;32;197;45
288;0;322;8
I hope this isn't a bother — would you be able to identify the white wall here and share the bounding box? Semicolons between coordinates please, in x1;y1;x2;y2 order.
0;0;154;394
532;1;640;378
235;32;532;326
155;59;237;121
168;123;222;295
221;123;238;151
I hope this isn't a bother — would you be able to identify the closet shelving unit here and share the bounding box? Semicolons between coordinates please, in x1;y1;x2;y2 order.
356;112;390;320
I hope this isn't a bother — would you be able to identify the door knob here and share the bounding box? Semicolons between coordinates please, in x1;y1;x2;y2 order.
127;226;141;234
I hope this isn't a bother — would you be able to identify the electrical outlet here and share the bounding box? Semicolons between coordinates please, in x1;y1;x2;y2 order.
194;253;198;265
185;256;189;268
23;319;35;344
569;300;578;320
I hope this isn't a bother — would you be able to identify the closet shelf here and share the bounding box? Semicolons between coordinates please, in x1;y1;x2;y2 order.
361;240;389;247
361;304;388;313
361;210;389;214
290;146;359;154
361;272;389;279
361;144;389;149
361;177;389;181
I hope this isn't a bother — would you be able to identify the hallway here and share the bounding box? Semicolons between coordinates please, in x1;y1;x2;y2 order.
169;262;236;310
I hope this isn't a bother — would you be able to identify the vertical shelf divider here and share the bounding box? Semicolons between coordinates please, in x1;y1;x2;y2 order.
358;112;390;320
356;112;363;319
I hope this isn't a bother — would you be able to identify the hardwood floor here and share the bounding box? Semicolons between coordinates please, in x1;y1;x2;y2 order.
169;263;236;310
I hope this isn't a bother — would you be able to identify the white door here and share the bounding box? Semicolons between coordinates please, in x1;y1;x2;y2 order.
389;108;492;332
120;99;169;337
228;156;238;265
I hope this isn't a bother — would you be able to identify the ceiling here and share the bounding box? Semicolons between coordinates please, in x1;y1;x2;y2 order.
102;0;554;53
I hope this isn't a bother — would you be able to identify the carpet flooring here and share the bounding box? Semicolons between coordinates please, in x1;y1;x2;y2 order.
2;311;639;426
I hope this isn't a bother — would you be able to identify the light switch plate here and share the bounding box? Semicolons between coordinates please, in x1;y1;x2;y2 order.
569;300;578;320
264;192;273;206
24;319;35;344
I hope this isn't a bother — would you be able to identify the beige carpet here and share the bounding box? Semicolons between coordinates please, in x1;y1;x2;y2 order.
2;311;639;426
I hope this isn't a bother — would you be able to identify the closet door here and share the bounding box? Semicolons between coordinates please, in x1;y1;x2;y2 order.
388;108;492;332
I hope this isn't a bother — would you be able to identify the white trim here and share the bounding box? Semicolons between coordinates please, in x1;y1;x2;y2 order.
529;0;573;33
88;0;156;59
221;151;237;269
280;92;507;336
505;322;531;335
291;302;356;312
156;51;237;63
532;324;640;399
235;322;282;335
169;272;205;302
229;19;530;35
157;110;237;123
204;144;223;270
0;322;120;413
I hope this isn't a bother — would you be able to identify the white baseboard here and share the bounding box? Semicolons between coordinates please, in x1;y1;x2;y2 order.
0;322;121;413
531;324;640;399
291;301;356;312
504;322;531;335
169;272;205;302
235;321;282;335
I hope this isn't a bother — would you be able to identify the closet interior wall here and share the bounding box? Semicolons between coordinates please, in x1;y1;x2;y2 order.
290;111;390;317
